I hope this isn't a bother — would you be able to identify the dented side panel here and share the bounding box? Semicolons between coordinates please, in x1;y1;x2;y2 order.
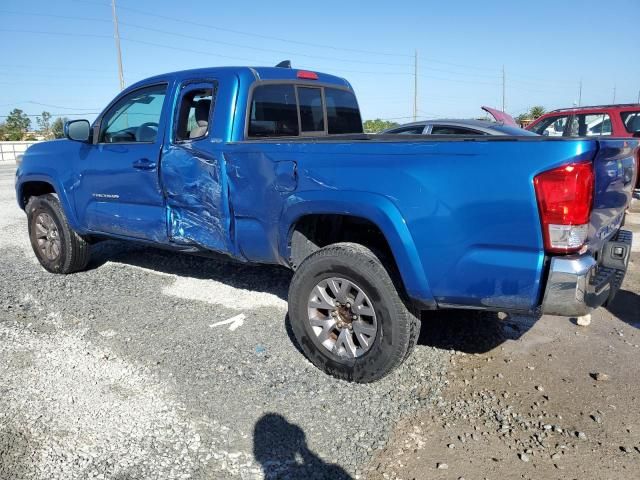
160;143;232;254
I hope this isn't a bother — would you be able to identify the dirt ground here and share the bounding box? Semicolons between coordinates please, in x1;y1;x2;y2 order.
368;201;640;479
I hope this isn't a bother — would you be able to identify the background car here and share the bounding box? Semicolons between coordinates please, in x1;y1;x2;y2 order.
382;119;537;136
527;104;640;194
527;104;640;138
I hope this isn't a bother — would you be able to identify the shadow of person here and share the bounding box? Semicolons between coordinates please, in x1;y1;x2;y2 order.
606;289;640;329
253;413;352;480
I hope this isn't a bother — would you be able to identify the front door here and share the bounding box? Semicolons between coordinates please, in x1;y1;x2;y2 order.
74;83;169;241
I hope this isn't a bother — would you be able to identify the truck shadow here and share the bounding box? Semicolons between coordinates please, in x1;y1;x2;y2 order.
606;290;640;329
417;310;539;354
253;413;352;480
88;240;292;301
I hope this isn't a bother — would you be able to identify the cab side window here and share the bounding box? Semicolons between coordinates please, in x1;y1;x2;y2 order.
100;84;167;143
175;87;214;142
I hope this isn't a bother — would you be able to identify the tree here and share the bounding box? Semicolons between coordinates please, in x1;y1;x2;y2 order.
4;108;31;140
529;106;546;119
36;111;53;139
0;122;6;141
363;119;400;133
51;117;69;139
515;106;547;126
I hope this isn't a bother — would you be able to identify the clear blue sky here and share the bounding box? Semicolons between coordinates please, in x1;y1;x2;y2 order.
1;0;639;124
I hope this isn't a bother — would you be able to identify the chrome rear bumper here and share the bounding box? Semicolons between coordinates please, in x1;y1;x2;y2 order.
541;230;632;317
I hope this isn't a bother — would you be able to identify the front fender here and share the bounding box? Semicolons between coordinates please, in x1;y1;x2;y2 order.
280;190;435;308
16;171;82;232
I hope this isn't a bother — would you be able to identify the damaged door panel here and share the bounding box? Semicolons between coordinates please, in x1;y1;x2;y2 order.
160;80;232;253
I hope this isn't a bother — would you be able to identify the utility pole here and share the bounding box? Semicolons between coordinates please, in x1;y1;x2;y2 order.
578;79;582;107
501;65;506;113
413;50;418;122
111;0;125;91
612;85;616;104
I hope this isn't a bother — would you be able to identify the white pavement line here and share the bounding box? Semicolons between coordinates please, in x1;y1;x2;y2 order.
210;313;246;331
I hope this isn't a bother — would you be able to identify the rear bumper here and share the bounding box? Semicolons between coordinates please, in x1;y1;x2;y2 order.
541;229;632;317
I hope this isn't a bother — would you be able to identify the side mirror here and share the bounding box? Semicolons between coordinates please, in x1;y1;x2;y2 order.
65;119;91;142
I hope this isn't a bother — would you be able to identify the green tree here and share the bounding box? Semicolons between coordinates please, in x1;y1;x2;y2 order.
515;106;547;126
36;111;53;139
529;106;546;119
363;119;400;133
0;122;6;141
51;117;69;139
4;108;31;140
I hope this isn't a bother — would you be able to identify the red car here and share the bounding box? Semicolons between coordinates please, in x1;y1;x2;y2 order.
527;104;640;193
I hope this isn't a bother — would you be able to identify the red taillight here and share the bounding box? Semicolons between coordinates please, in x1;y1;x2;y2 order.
534;162;594;253
297;70;318;80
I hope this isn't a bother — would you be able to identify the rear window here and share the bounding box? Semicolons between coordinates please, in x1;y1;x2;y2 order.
431;125;486;135
248;84;299;137
324;88;363;134
298;87;324;133
621;111;640;133
247;84;362;138
489;124;538;136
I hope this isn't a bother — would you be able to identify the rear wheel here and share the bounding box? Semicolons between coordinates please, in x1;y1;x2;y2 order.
27;194;91;274
288;242;419;382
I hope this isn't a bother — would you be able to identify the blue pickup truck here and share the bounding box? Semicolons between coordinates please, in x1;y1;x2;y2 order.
15;65;637;382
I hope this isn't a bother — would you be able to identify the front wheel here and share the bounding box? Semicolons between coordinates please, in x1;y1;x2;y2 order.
26;194;91;274
288;242;419;383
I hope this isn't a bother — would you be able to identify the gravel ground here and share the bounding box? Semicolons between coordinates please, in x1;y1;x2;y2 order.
0;164;449;479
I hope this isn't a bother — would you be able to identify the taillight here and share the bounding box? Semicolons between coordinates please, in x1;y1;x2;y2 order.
534;162;594;253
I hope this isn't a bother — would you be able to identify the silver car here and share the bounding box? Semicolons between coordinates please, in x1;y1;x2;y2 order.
382;119;537;136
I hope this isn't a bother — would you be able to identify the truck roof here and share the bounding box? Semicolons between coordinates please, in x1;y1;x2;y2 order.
126;66;352;91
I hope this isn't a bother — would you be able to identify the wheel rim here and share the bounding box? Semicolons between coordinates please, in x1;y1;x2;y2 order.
307;277;378;359
34;212;61;261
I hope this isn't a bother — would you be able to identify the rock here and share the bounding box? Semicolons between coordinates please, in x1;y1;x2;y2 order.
437;463;449;470
590;372;609;381
551;453;561;460
519;453;530;462
576;431;587;440
447;443;455;449
591;414;602;424
575;314;591;326
535;385;544;392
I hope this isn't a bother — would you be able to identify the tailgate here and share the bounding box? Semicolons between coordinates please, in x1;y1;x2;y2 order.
589;139;639;252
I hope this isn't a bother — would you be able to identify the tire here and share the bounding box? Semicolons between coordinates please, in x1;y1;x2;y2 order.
288;242;420;383
26;194;91;274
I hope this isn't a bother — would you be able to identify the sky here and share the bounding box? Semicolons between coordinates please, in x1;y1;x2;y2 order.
1;0;639;126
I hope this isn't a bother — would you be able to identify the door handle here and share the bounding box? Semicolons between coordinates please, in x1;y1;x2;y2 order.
132;158;156;170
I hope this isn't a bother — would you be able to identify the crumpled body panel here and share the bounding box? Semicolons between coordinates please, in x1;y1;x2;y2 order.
160;143;231;253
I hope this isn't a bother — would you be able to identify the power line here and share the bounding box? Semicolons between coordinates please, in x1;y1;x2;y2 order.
0;112;100;117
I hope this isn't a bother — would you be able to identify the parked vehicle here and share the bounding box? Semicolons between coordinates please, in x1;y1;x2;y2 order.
383;107;534;136
15;65;638;382
382;119;536;136
527;104;640;193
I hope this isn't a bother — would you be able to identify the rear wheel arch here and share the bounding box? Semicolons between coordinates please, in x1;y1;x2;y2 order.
281;193;435;308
